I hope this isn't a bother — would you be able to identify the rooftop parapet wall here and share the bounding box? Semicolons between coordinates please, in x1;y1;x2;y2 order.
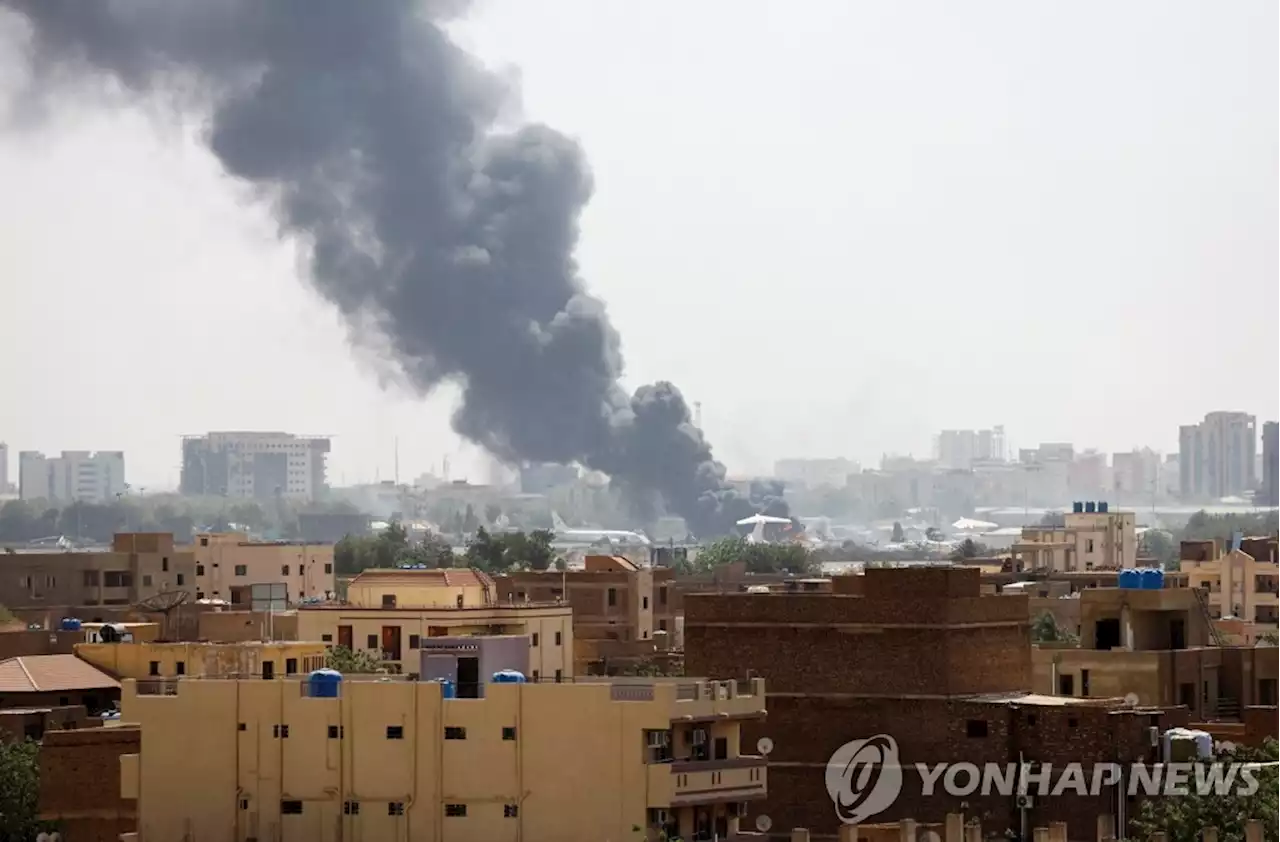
683;591;1029;627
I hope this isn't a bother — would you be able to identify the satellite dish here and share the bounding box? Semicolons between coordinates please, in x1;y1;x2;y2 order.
756;737;775;756
755;815;773;833
1124;693;1140;707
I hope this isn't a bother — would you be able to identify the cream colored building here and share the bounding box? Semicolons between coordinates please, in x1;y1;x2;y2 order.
297;569;574;679
118;675;768;842
76;640;327;681
1012;505;1136;572
1180;538;1279;624
192;533;335;604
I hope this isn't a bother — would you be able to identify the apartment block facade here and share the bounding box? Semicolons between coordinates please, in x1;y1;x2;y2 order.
1180;537;1279;625
180;431;330;501
191;532;335;605
1012;504;1137;572
116;674;767;842
18;449;126;504
1179;411;1257;501
0;533;195;609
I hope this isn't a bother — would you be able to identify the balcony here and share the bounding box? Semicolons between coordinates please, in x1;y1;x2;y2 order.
648;756;768;807
671;678;767;721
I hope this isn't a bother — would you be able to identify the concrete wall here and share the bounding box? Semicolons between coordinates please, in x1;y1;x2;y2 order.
39;725;139;842
192;533;335;603
75;641;328;680
419;636;531;691
0;704;95;742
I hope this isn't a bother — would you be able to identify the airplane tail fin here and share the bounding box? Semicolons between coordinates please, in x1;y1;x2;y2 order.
746;519;767;544
551;511;569;532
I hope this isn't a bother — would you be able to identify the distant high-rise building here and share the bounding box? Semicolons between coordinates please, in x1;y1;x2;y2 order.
18;450;126;504
773;457;859;488
1178;412;1257;501
935;426;1006;469
1111;448;1161;500
0;441;8;493
1262;421;1278;506
180;432;330;501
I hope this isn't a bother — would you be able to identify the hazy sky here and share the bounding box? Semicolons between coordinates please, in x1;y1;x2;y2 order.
1;1;1276;489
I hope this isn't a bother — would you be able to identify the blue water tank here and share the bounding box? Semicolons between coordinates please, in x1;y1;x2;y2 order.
1118;569;1141;589
1098;501;1109;513
438;679;456;699
59;618;82;632
1072;501;1084;514
307;669;343;698
491;670;527;684
1140;568;1164;590
1085;501;1096;513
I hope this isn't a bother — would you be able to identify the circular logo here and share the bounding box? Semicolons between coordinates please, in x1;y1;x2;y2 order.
757;737;775;756
824;734;903;825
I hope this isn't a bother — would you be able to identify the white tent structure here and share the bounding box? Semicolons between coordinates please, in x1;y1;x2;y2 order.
737;513;792;544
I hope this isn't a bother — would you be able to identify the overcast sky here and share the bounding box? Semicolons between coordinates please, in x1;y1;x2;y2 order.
0;0;1275;489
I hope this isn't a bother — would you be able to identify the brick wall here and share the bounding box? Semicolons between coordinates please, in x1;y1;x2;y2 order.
0;706;94;742
39;725;139;842
1243;705;1279;745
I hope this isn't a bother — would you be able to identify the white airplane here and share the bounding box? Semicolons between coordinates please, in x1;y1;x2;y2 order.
736;513;793;545
550;512;652;547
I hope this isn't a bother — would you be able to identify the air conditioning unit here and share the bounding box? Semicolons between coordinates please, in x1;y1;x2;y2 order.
692;729;707;746
1015;795;1034;810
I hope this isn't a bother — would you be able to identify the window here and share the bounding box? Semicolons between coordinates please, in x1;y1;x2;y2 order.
142;575;153;587
282;565;290;576
409;634;421;649
1026;714;1037;727
262;661;274;680
196;591;205;600
531;633;539;647
367;635;379;650
658;619;668;631
240;799;249;810
343;801;359;815
1179;683;1195;708
532;670;540;681
1058;674;1075;696
324;563;333;574
386;726;404;740
643;596;649;609
200;537;209;547
554;669;563;683
607;587;617;607
238;723;246;731
162;557;169;572
273;725;290;738
176;574;185;586
176;661;186;676
281;800;303;815
321;634;333;642
1086;539;1095;553
966;720;988;738
1068;718;1080;728
659;587;668;605
445;804;467;817
285;658;298;675
148;661;160;676
555;631;562;645
83;570;99;586
502;727;517;741
445;727;467;740
328;725;344;739
234;565;247;576
1260;679;1278;706
388;802;405;816
196;564;205;576
504;804;519;818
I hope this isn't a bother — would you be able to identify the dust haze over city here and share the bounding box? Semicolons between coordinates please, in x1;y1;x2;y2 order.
0;0;1280;537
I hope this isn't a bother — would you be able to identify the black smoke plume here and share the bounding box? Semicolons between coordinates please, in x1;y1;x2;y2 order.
1;0;786;537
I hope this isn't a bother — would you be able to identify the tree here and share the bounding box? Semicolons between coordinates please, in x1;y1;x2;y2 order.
484;503;503;525
462;504;480;534
890;521;905;543
1128;738;1277;842
324;645;386;674
1030;611;1079;645
694;537;817;575
0;738;47;842
950;538;990;560
1139;528;1178;570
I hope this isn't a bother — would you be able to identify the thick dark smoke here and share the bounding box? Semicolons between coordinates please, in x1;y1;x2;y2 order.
2;0;787;537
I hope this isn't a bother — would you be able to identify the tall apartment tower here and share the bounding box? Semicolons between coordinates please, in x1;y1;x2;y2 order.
1179;412;1258;501
0;441;8;493
1262;421;1278;506
180;432;330;501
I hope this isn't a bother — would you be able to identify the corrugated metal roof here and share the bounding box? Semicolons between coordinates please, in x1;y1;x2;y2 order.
0;655;121;694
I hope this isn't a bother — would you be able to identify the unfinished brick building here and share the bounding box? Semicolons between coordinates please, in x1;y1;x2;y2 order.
684;566;1190;840
38;725;139;842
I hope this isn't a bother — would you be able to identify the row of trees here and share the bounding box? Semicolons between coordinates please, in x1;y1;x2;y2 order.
333;523;563;575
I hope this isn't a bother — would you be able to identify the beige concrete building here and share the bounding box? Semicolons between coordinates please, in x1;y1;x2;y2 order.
1012;503;1136;572
0;533;195;609
76;640;328;681
297;569;573;679
1180;537;1279;624
192;533;335;605
116;674;768;842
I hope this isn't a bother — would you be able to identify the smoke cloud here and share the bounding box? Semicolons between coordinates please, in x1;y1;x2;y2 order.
2;0;785;537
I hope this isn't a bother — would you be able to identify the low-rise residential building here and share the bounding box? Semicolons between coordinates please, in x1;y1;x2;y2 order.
75;640;328;682
1011;501;1137;572
1180;537;1279;624
192;532;335;605
296;569;573;679
116;673;767;842
39;724;140;841
497;555;665;674
0;654;120;712
0;533;195;609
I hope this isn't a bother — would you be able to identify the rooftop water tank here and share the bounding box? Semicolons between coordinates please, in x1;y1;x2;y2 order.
1072;502;1084;514
1098;501;1109;513
1140;568;1164;590
1118;569;1141;589
1085;501;1097;513
491;670;527;684
436;678;457;699
59;618;82;632
307;669;343;698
